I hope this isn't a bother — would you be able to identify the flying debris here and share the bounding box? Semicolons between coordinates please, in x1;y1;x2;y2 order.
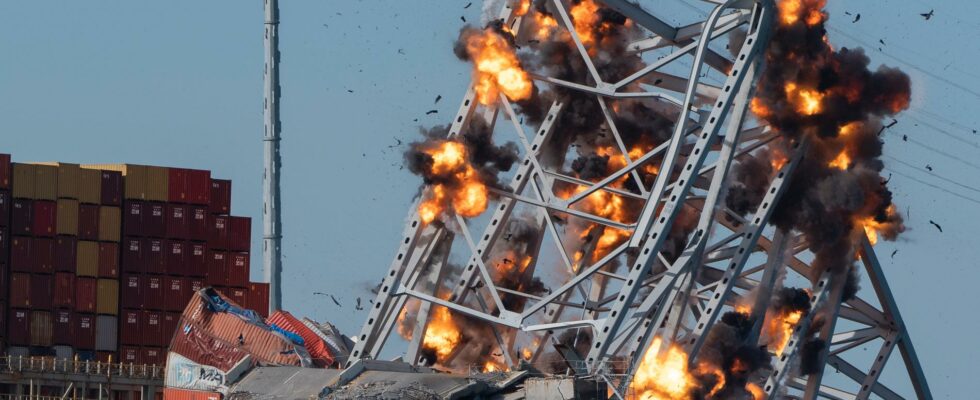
398;48;406;55
434;95;442;104
852;13;861;23
925;164;933;171
355;297;364;311
929;220;943;232
461;16;466;23
426;110;439;115
347;89;354;93
903;134;908;141
464;2;472;9
891;249;898;259
879;39;886;45
921;9;934;20
330;295;342;307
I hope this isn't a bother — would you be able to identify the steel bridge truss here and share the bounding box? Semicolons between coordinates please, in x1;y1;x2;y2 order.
349;0;931;398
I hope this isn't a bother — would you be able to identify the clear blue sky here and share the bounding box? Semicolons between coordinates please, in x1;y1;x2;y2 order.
1;0;977;396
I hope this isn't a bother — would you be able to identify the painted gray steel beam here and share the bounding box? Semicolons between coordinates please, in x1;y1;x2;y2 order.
262;0;283;313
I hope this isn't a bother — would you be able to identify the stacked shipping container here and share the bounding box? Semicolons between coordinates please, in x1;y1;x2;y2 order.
0;155;268;365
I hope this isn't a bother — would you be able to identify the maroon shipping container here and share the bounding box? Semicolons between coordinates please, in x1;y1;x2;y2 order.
55;236;76;273
122;237;142;273
166;204;189;239
0;153;10;190
32;237;54;274
10;273;30;308
120;345;139;364
31;274;53;309
189;206;209;241
8;309;30;346
99;242;119;278
121;274;142;309
226;287;246;306
188;242;207;277
120;309;141;345
101;170;123;206
12;199;31;235
144;276;164;310
163;312;179;345
171;169;211;205
189;279;204;294
145;202;166;238
32;200;57;237
74;313;96;349
227;217;251;252
210;179;231;215
143;310;164;346
166;277;190;312
228;253;249;288
75;277;97;313
206;251;228;287
124;201;144;236
78;204;100;240
53;310;73;345
166;241;186;276
145;238;165;274
0;228;7;258
247;282;270;317
0;301;5;334
54;272;75;308
11;236;31;272
0;191;9;226
208;215;229;250
143;347;165;366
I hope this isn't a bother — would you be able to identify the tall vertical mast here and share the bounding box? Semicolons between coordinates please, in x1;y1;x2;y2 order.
263;0;283;313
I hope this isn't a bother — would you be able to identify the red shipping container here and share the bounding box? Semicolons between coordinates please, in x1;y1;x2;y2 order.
32;237;55;274
99;242;119;278
53;310;73;345
143;347;165;366
143;310;163;346
124;201;144;236
11;236;31;272
145;238;166;274
0;153;9;189
189;206;209;241
55;236;76;273
75;277;97;313
186;169;211;205
247;282;270;317
144;276;165;310
266;310;336;367
162;312;179;345
169;168;188;204
163;388;222;400
120;345;139;364
209;179;231;215
53;272;76;308
189;279;204;294
122;237;142;273
120;309;141;345
228;253;249;288
166;204;189;239
208;215;229;250
145;202;167;238
188;242;207;277
32;200;57;237
101;170;123;206
0;228;7;257
227;287;246;306
166;241;186;276
95;352;114;363
227;217;251;252
10;273;30;308
0;301;4;334
0;191;10;226
121;274;142;309
78;204;100;240
206;251;227;287
31;274;53;309
166;277;189;312
74;313;96;350
8;309;30;346
12;199;32;235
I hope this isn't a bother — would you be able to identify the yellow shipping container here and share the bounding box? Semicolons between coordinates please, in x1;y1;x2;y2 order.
12;163;36;199
145;166;169;201
82;164;152;200
78;168;102;204
97;280;119;315
77;241;100;277
98;206;121;242
56;199;79;236
34;164;58;200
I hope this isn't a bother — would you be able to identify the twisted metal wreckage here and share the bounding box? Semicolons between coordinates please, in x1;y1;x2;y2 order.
348;0;931;398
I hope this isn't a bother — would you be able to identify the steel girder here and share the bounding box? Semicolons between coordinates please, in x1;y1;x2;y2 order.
349;1;931;398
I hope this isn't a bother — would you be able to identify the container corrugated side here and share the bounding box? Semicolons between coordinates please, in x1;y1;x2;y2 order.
53;310;73;345
95;315;117;351
145;166;170;202
32;200;57;236
83;164;147;200
169;317;251;371
97;279;119;315
8;309;30;345
0;191;10;226
74;313;96;350
31;162;81;200
34;164;58;200
55;236;76;272
0;153;10;189
29;310;53;347
162;388;222;400
12;163;36;199
79;204;100;240
78;167;102;204
99;169;123;206
75;277;97;313
99;206;121;242
53;272;75;308
209;179;231;215
56;199;79;236
76;240;99;277
32;237;54;274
